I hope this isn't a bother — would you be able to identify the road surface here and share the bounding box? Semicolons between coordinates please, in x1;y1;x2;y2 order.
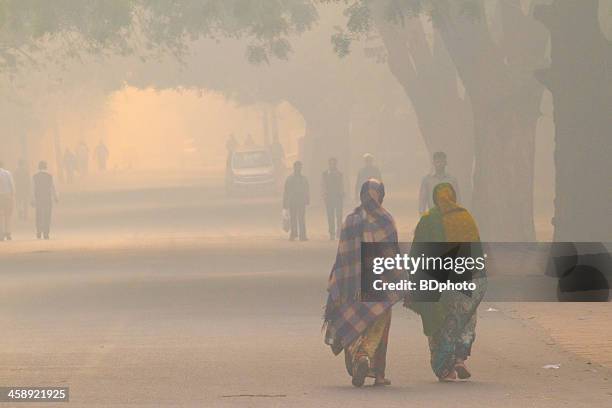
0;175;610;407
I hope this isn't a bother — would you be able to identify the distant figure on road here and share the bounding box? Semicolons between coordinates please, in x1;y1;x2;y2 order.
354;154;382;201
63;148;77;184
32;161;58;240
324;179;401;387
321;157;344;240
419;151;461;215
95;140;110;172
76;141;89;176
225;134;238;193
283;161;309;241
14;159;31;221
0;161;15;241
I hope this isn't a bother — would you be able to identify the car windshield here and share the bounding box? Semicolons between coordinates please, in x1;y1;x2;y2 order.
233;151;272;169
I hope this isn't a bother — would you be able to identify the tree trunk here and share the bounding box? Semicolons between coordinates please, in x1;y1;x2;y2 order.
434;0;547;241
470;101;538;241
535;0;612;242
374;15;474;206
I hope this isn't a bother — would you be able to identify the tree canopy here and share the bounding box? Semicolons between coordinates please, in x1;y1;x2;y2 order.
0;0;319;73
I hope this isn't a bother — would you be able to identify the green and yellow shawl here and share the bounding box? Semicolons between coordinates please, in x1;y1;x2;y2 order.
408;183;481;335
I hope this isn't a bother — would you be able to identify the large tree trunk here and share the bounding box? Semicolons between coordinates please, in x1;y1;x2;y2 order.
535;0;612;242
434;0;547;241
470;100;538;241
374;14;474;207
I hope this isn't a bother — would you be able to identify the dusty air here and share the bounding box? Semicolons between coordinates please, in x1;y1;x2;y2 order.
0;1;610;406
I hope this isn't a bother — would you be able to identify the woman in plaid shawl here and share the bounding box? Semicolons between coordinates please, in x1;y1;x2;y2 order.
324;179;401;387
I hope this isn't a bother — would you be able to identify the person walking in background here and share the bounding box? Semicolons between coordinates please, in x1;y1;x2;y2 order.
63;148;77;184
283;161;309;241
0;161;15;241
95;140;110;172
32;161;58;240
406;183;486;382
322;157;344;240
324;179;401;387
14;159;31;221
419;151;461;215
354;154;382;201
76;141;89;176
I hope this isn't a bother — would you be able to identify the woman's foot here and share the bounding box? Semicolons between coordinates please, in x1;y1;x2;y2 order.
454;360;471;380
351;356;370;388
373;377;391;386
438;370;457;382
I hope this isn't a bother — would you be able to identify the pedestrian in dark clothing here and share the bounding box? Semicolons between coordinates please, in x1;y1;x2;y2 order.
63;149;77;184
283;161;309;241
95;140;110;172
322;157;344;240
32;161;58;240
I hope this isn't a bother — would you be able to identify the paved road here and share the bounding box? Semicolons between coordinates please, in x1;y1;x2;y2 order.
1;180;610;406
1;237;611;407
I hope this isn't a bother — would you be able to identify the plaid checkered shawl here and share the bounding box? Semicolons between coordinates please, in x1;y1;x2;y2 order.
324;180;402;350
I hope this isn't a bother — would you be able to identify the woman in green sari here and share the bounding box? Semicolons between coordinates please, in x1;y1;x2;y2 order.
406;183;487;381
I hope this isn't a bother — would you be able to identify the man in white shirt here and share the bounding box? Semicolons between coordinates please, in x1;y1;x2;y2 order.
0;161;15;241
418;151;461;215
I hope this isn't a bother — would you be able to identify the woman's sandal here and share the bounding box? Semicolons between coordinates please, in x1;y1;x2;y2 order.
454;362;471;380
351;356;370;387
373;378;391;386
438;370;457;382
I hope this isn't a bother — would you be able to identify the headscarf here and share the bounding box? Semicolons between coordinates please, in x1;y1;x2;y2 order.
360;178;385;212
433;183;480;242
433;182;459;214
324;179;401;351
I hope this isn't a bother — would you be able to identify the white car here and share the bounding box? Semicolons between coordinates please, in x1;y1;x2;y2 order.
227;148;276;194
